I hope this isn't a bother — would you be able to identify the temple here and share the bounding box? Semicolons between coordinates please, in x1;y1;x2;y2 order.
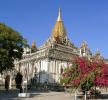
1;8;106;89
14;8;93;84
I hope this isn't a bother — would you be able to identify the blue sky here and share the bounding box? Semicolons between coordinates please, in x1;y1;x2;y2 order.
0;0;108;58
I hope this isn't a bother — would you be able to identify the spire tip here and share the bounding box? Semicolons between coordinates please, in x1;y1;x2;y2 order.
57;8;62;21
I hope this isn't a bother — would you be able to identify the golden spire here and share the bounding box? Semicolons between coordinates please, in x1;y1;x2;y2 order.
51;8;66;40
31;41;36;49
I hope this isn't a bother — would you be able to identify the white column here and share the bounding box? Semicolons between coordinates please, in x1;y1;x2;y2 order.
9;75;12;89
80;49;82;56
55;60;57;82
47;59;50;83
32;62;35;77
39;60;41;83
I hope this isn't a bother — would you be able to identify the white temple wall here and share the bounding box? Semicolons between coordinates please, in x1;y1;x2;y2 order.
14;59;69;84
48;60;68;83
38;59;49;83
56;61;68;83
48;60;55;83
35;61;40;73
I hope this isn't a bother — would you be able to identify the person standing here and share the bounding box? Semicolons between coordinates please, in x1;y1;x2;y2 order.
5;75;10;91
15;72;23;93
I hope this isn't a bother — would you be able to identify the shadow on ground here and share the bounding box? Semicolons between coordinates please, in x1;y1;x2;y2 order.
99;94;108;99
0;89;19;100
0;88;50;100
89;94;108;99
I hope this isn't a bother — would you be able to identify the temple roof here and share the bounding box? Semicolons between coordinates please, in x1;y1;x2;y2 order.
51;8;66;40
39;8;77;49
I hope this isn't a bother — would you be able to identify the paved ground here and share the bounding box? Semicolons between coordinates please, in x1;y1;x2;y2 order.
23;92;73;100
0;89;108;100
0;89;73;100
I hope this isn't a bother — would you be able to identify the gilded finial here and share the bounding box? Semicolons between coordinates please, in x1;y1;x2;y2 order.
57;8;62;21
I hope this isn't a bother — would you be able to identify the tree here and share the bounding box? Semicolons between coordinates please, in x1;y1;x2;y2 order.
0;23;27;73
61;56;108;91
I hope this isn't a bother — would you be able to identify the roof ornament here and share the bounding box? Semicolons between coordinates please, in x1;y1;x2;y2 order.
96;48;100;55
57;8;62;21
31;41;36;49
81;41;87;48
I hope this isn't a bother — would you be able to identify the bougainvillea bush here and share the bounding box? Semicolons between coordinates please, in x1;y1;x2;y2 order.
61;56;108;91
